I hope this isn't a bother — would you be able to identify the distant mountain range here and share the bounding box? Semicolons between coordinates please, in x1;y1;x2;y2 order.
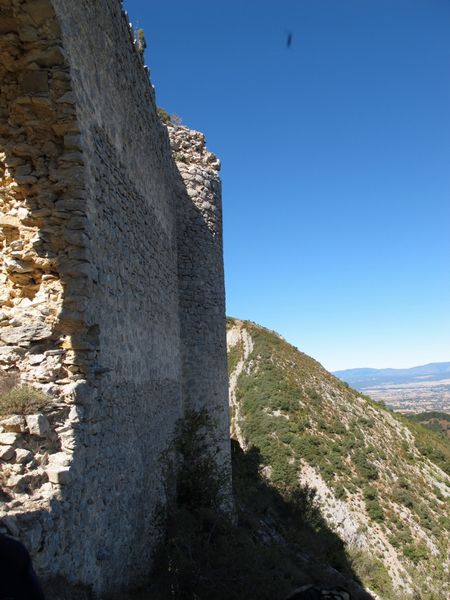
333;362;450;389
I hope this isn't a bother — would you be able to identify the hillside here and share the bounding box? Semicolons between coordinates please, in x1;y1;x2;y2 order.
227;318;450;600
404;411;450;439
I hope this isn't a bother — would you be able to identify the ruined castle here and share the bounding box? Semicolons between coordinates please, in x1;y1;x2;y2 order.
0;0;231;593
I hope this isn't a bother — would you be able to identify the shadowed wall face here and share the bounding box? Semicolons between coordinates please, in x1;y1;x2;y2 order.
170;125;232;502
0;0;231;594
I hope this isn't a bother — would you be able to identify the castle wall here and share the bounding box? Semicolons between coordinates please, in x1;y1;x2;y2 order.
0;0;83;397
0;0;231;594
169;126;232;500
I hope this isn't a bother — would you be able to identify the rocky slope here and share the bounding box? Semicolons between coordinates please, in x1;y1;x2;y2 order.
227;318;450;600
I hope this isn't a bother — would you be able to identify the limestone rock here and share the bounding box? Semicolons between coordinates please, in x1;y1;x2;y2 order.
46;465;71;485
0;432;19;446
0;215;20;228
25;414;49;437
5;473;26;488
0;321;53;345
0;445;15;461
47;451;70;467
0;415;26;433
28;353;46;366
15;448;33;464
0;346;25;363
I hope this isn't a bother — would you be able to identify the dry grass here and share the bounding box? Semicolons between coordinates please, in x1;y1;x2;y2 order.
0;371;49;415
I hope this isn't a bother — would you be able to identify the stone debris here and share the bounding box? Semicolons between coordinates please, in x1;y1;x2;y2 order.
0;432;19;446
25;413;49;436
14;448;33;463
47;450;70;466
0;445;15;461
0;407;71;511
0;414;26;432
46;465;70;484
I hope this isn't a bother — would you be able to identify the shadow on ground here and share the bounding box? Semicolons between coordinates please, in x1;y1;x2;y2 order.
42;436;376;600
139;440;375;600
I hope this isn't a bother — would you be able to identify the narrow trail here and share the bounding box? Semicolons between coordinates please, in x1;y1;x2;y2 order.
227;322;253;451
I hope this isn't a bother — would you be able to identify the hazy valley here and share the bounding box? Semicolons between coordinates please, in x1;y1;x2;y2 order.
334;363;450;413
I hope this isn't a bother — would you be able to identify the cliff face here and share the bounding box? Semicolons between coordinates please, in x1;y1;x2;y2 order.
0;0;231;594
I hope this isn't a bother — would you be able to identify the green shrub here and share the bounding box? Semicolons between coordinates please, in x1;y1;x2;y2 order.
227;340;243;376
348;547;395;597
363;486;384;522
389;527;413;549
329;421;346;435
156;107;171;124
335;484;347;500
366;499;384;522
172;409;224;510
353;449;379;481
306;387;321;402
153;418;299;599
0;371;19;395
396;414;450;476
403;543;428;564
135;28;146;58
173;151;186;163
392;486;415;509
363;485;378;501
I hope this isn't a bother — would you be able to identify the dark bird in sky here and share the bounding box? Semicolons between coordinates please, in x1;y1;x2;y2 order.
286;32;293;48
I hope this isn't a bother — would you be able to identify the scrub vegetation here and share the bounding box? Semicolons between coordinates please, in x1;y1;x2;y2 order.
227;318;450;600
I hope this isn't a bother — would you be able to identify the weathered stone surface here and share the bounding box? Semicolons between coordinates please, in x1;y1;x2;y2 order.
0;215;20;228
25;414;49;437
47;451;70;466
169;123;231;512
4;257;36;273
0;0;231;596
0;445;15;461
0;415;26;433
1;515;20;537
46;465;70;485
0;322;53;345
20;70;49;95
5;473;26;488
28;354;46;366
15;448;33;464
0;432;19;446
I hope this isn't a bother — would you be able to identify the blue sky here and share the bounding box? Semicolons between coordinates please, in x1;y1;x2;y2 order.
125;0;450;371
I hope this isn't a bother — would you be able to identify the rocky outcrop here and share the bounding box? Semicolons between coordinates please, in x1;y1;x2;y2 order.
227;320;254;449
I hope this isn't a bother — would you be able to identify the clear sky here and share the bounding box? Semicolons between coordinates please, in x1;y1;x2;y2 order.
125;0;450;371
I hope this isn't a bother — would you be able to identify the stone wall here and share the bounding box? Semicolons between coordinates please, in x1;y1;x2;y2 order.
0;0;231;595
169;125;232;500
